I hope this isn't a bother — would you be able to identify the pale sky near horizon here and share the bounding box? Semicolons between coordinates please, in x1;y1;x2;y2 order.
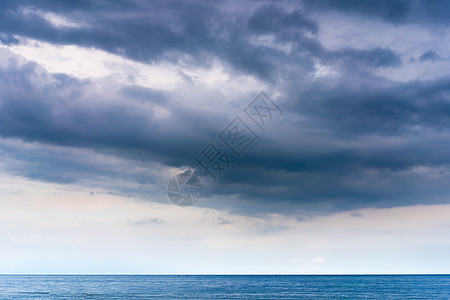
0;0;450;274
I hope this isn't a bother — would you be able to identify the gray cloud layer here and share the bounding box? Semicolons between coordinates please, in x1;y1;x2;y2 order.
1;0;450;217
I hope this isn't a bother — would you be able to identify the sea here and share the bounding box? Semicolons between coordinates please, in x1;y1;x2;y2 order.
0;275;449;299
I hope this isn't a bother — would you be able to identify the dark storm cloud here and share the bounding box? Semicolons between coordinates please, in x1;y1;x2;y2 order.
420;50;440;62
286;75;450;138
0;0;276;78
1;1;450;216
303;0;410;22
248;4;318;35
0;56;226;169
0;0;403;81
304;0;450;23
197;57;450;215
203;121;450;216
202;62;450;215
333;47;401;68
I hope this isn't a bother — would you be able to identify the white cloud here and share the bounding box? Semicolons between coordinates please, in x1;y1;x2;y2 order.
21;7;86;28
4;39;265;96
312;256;327;263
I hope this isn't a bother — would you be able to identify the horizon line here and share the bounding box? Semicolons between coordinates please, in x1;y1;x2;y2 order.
1;273;449;276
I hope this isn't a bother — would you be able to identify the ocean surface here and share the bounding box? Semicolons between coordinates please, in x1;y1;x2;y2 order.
0;275;449;299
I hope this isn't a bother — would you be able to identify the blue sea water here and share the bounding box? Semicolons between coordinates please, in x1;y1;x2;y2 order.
0;275;449;299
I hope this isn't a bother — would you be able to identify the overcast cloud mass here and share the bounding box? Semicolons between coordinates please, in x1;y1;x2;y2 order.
1;0;450;274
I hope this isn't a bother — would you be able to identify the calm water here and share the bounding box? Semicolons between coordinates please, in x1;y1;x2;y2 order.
0;275;449;299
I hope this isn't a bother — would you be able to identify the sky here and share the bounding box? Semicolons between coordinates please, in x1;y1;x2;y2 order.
0;0;450;274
